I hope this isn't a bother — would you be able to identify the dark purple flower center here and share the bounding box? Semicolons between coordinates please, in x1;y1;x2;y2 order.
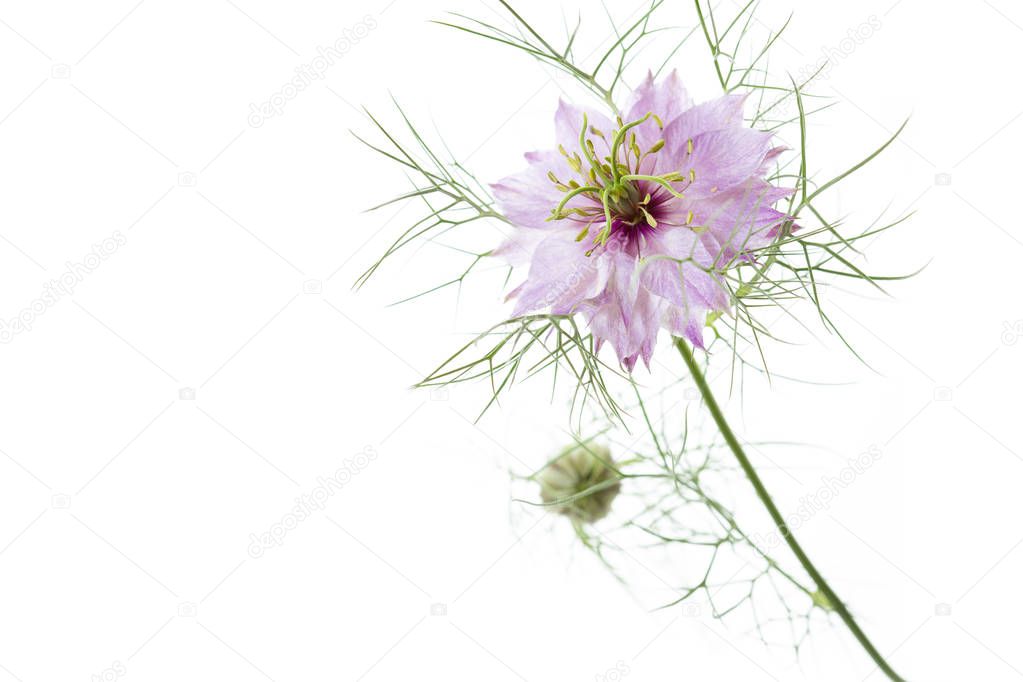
545;112;697;254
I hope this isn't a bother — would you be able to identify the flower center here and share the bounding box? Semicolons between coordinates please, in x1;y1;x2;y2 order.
546;112;697;254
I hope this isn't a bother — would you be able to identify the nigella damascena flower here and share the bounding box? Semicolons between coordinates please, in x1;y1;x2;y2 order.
493;71;792;370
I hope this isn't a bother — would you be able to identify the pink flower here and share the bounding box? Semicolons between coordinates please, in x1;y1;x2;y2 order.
493;71;792;370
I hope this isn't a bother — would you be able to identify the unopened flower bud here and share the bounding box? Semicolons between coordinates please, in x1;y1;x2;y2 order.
537;444;621;523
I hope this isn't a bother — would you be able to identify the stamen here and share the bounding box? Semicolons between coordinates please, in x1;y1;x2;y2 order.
555;110;696;256
579;113;611;184
607;113;653;182
640;206;657;228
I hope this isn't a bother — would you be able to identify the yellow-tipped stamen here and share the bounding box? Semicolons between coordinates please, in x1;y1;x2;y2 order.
640;206;657;228
552;111;710;258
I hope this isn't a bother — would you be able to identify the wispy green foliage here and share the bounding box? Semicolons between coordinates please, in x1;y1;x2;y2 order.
352;99;507;296
436;0;673;113
415;314;628;426
639;0;918;379
518;379;823;649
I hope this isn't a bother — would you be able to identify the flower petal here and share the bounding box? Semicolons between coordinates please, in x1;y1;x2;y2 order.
625;70;693;129
492;150;579;229
555;99;616;159
640;228;729;312
584;287;663;370
672;126;775;199
688;180;794;264
509;230;612;316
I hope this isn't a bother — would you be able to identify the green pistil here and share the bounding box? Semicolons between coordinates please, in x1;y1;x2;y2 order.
550;184;602;221
608;113;653;182
620;174;687;200
579;114;610;184
546;112;697;251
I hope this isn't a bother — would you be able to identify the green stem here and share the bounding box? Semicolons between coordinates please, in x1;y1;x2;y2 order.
675;338;905;682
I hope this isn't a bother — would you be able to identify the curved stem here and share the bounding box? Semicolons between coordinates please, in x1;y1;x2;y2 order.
675;338;905;682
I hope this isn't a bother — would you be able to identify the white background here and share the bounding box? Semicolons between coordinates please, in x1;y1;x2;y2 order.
0;0;1020;680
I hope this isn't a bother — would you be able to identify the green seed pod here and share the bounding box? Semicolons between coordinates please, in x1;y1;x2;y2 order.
537;444;621;524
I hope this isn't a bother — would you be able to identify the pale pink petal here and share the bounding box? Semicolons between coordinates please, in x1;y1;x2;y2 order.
510;230;612;316
555;99;616;159
687;180;794;265
584;287;662;370
625;70;693;128
492;150;576;229
671;127;775;199
492;228;547;267
640;229;729;312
